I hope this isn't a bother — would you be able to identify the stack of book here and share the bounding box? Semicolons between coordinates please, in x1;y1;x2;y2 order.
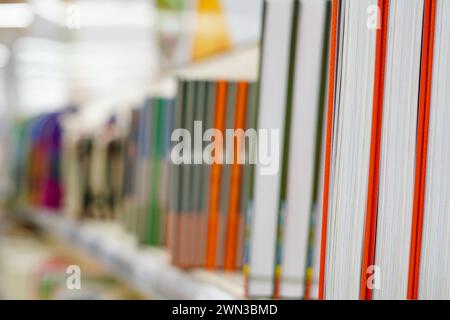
319;0;450;300
62;97;175;247
10;112;64;211
244;0;331;299
62;115;124;221
121;97;175;245
167;78;258;270
10;0;450;301
5;0;333;301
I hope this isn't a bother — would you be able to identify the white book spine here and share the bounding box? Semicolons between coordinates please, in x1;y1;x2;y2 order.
280;0;327;299
247;0;294;297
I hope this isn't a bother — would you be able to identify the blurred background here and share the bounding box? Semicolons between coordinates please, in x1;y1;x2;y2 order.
0;0;262;300
0;0;261;117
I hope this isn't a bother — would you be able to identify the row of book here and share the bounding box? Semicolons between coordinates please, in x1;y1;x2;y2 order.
244;0;331;299
11;112;63;210
246;0;450;301
7;0;329;300
8;82;262;278
9;0;450;300
64;115;125;222
321;0;450;300
63;97;175;248
116;97;174;246
167;79;258;270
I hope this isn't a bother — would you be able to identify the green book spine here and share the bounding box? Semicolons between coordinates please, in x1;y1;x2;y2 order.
237;81;258;268
159;98;175;245
132;107;143;242
273;0;300;293
138;100;153;244
123;109;139;231
169;80;187;265
243;0;266;284
148;98;164;245
199;81;216;267
304;0;332;295
191;81;207;266
180;81;197;266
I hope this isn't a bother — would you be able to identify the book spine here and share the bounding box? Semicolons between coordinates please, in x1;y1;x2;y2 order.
169;80;187;266
199;81;217;267
273;0;300;299
180;81;197;267
318;0;340;300
243;0;266;298
192;81;207;267
304;0;332;300
408;0;437;300
224;81;249;270
247;0;295;298
148;98;164;245
205;80;228;269
237;82;258;271
360;0;390;300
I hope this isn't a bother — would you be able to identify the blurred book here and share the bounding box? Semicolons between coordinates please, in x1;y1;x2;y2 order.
244;0;330;300
319;0;450;300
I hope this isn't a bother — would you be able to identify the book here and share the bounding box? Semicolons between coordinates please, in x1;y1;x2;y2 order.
148;98;164;245
412;0;449;300
245;0;295;298
319;0;434;300
122;108;140;230
167;77;257;270
159;98;176;245
216;82;236;269
205;80;228;269
169;45;258;269
168;80;188;266
9;113;63;211
224;81;249;270
0;121;11;204
278;0;331;299
372;0;426;300
190;81;208;267
320;0;382;300
236;82;259;272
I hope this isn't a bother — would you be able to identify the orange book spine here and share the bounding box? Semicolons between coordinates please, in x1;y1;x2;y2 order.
205;81;228;269
224;81;248;270
318;0;340;300
408;0;436;300
360;0;390;300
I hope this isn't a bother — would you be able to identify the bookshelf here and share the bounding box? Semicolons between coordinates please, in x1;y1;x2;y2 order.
18;208;244;300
